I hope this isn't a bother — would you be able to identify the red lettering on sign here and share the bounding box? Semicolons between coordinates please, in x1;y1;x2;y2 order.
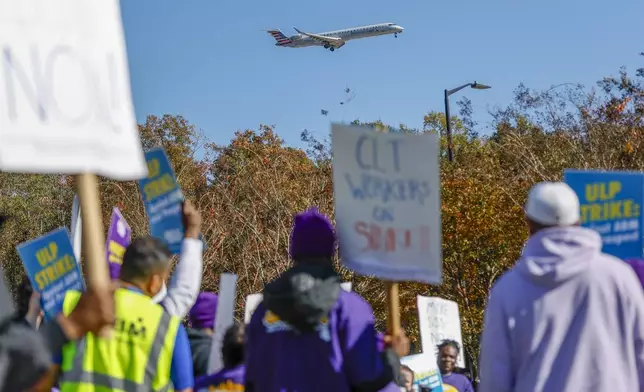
354;222;430;253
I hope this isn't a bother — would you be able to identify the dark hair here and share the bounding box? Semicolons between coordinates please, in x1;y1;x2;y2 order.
15;276;33;319
0;215;8;228
120;236;172;282
437;339;460;356
222;322;245;368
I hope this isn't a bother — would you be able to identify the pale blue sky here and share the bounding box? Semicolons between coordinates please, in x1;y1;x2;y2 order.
120;0;644;149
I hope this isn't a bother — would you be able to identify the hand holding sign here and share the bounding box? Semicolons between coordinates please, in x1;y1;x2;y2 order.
384;331;411;358
58;282;117;340
182;200;202;239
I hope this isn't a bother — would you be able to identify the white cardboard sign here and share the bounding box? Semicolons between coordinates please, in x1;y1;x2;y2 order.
0;0;146;180
244;282;353;324
331;124;442;284
207;273;238;374
417;296;465;368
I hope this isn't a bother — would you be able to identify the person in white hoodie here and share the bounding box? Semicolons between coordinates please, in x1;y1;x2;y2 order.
478;181;644;392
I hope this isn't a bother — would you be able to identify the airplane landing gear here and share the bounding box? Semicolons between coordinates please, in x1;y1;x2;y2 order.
324;44;330;49
330;47;335;52
394;34;398;38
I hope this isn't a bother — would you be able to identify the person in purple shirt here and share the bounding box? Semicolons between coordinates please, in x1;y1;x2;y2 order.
245;207;409;392
436;340;473;392
195;322;245;391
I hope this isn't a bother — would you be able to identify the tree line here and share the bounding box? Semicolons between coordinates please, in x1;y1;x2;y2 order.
1;52;643;375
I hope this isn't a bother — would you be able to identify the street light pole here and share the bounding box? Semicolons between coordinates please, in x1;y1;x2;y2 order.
443;81;491;162
444;88;454;162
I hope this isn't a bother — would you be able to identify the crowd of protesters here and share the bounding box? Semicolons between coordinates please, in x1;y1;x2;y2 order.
0;181;644;391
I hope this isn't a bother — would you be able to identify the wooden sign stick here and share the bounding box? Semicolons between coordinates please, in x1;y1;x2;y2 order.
386;281;401;336
76;173;111;336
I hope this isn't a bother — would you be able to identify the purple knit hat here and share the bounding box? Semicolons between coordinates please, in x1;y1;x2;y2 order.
189;292;218;329
289;207;337;261
625;258;644;287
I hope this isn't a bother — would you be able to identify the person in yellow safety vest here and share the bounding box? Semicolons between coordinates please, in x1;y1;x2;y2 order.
56;236;195;392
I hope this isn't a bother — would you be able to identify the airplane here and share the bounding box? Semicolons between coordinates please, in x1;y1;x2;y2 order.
266;23;404;52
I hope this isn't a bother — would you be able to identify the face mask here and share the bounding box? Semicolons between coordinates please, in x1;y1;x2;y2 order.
151;283;167;304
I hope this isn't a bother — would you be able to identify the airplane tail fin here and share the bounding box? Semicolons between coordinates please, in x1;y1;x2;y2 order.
267;29;292;45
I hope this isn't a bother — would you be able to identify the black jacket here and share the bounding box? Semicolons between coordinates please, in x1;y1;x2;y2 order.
186;327;212;378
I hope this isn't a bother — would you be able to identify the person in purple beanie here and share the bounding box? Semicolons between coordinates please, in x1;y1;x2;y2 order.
187;291;218;378
245;207;409;392
195;322;245;391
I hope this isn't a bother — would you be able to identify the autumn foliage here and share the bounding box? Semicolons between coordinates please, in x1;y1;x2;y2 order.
1;53;644;375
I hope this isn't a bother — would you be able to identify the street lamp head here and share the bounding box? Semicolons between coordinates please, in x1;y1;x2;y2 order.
471;82;491;90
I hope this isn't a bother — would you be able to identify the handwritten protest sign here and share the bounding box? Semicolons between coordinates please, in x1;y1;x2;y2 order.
138;148;184;254
332;124;442;283
564;170;644;259
417;296;464;368
400;354;444;392
0;0;146;180
105;207;131;278
18;228;84;319
243;282;353;323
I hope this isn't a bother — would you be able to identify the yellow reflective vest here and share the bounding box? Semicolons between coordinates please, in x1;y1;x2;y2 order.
58;288;180;392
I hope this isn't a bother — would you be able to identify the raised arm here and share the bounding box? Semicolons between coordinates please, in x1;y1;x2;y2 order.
158;201;204;318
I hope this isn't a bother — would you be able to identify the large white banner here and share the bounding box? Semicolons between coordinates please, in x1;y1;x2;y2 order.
417;296;464;368
332;124;442;284
0;0;146;180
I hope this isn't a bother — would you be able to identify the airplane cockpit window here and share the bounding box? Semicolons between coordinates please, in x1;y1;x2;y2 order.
387;23;395;26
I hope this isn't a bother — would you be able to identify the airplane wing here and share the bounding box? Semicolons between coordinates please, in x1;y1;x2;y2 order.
293;27;345;47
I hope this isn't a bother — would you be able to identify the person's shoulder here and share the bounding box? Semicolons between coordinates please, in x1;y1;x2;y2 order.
248;301;267;326
596;252;636;271
488;267;520;298
335;290;374;322
337;290;373;312
451;372;472;382
592;253;643;285
602;253;644;288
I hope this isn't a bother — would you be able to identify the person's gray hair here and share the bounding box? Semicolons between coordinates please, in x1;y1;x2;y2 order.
120;236;172;282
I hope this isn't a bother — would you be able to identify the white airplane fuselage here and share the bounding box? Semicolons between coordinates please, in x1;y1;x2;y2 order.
271;23;403;51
